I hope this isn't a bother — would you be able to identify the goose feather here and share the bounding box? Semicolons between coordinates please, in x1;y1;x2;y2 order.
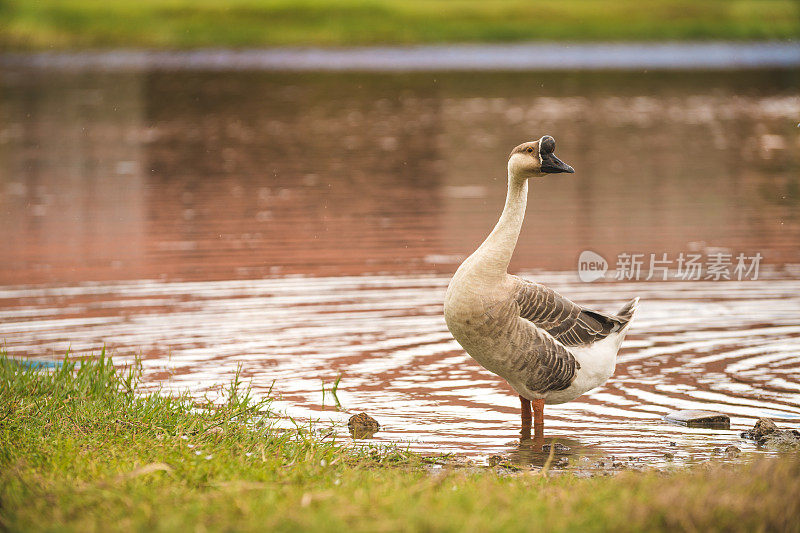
444;136;639;408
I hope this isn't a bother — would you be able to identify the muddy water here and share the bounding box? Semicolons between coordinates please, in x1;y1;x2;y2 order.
1;68;799;465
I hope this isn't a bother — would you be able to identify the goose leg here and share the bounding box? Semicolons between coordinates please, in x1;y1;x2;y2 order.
533;398;545;435
519;395;532;429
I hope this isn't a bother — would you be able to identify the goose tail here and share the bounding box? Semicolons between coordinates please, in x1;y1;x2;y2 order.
616;297;640;323
608;297;639;352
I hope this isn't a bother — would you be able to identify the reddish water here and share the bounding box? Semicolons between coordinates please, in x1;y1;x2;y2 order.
2;68;799;465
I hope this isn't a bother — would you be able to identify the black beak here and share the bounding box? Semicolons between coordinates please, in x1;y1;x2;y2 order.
541;153;575;174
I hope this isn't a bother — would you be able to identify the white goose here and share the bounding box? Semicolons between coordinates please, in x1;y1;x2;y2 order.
444;135;638;436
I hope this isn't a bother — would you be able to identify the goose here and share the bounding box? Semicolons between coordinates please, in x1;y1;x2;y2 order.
444;135;638;437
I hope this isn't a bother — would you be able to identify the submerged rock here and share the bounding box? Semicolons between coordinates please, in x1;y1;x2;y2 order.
347;412;380;439
740;417;777;441
664;409;730;429
763;430;800;450
542;443;571;453
740;417;800;449
725;445;741;458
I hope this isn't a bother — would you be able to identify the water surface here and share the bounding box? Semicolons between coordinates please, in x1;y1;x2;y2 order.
3;42;799;71
1;67;799;465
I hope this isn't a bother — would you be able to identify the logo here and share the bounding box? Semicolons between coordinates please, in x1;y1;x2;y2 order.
578;250;608;282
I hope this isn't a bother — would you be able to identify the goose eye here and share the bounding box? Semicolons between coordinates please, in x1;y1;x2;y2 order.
526;147;532;153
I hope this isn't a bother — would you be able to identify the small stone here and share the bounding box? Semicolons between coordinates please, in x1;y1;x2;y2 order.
347;412;380;439
740;418;799;449
669;441;677;446
555;457;569;467
761;429;800;450
663;452;674;460
488;455;504;467
725;445;741;458
741;417;778;442
664;409;730;429
542;443;571;453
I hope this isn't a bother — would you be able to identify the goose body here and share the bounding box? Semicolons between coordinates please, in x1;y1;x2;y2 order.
444;136;638;430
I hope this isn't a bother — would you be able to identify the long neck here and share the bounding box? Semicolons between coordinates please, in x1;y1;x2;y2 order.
469;175;528;278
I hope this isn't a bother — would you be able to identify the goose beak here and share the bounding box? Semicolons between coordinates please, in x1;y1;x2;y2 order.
541;153;574;174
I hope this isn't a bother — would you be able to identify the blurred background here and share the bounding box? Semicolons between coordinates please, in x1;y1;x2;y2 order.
1;1;799;462
0;0;798;48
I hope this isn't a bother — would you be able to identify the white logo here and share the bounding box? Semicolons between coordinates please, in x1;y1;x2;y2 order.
578;250;608;282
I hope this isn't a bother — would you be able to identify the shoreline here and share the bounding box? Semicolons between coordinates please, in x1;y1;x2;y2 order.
2;41;799;72
2;353;799;531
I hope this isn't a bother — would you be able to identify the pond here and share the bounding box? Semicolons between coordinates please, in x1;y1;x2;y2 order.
1;66;799;466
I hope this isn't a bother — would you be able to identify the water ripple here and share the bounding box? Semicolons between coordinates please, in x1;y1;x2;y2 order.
2;273;799;463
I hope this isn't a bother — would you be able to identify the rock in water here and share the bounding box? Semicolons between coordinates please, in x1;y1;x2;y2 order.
762;430;800;450
664;409;731;429
742;418;800;450
740;417;778;441
348;412;380;439
725;445;741;458
542;443;571;453
741;417;800;449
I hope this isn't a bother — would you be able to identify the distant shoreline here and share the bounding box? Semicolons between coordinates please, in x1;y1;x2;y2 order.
2;42;799;72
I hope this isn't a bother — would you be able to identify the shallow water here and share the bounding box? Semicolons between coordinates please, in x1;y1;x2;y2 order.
4;42;800;71
1;67;799;466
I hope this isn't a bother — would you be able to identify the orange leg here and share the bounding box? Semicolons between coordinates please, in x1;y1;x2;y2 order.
532;399;545;440
519;395;532;428
520;396;545;441
533;398;545;428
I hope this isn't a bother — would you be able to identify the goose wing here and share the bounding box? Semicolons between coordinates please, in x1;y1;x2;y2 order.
510;319;580;393
512;276;630;348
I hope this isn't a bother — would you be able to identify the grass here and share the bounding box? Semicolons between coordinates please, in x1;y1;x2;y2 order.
0;0;798;51
1;350;799;532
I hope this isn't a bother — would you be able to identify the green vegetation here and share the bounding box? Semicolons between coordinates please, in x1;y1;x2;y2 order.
0;0;798;51
1;352;799;532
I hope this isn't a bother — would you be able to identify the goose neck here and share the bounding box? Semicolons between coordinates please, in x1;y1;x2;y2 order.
471;175;529;278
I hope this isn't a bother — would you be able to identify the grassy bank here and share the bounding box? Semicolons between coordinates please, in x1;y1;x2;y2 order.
0;0;798;51
1;353;799;532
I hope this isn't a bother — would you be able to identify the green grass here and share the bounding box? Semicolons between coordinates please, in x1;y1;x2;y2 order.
0;0;798;51
1;351;799;532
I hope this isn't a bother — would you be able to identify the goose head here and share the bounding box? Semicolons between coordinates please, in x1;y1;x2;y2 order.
507;135;574;180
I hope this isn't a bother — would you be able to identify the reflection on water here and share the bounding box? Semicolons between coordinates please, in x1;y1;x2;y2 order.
1;67;799;464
